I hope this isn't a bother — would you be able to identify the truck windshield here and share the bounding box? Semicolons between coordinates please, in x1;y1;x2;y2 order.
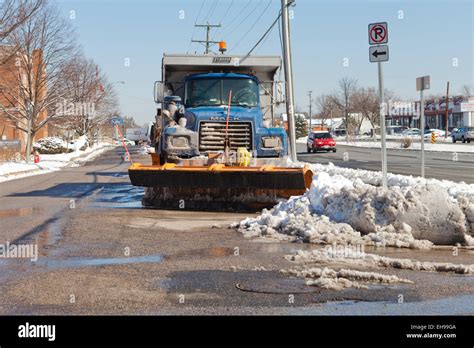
185;78;258;108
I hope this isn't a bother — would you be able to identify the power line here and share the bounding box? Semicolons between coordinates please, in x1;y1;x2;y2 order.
187;0;206;53
211;0;251;41
221;0;262;41
216;0;234;25
228;0;272;53
203;0;219;23
244;10;282;57
253;18;277;54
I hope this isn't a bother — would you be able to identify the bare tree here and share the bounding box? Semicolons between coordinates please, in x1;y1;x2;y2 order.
461;84;472;97
352;87;378;132
0;1;78;161
50;55;119;139
0;0;43;44
331;77;358;141
352;87;398;135
315;93;339;130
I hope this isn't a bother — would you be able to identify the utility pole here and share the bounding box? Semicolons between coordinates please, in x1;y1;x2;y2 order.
281;0;297;161
192;23;221;54
308;91;312;133
445;81;450;139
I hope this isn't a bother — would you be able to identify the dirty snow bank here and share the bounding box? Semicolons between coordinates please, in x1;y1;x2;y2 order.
234;170;474;248
281;248;474;290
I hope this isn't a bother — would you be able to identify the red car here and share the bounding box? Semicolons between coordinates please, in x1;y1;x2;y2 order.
307;131;336;153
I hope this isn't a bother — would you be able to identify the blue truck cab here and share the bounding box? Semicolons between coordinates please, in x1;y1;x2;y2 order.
156;54;287;162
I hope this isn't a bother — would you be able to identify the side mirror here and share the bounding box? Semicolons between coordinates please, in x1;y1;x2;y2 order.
275;81;285;104
154;81;165;103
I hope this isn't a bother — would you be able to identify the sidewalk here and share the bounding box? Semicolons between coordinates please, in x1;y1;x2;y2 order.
0;144;115;183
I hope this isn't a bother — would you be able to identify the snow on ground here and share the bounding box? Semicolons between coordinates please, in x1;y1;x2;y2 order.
297;135;473;152
234;162;474;249
0;143;114;183
281;248;474;290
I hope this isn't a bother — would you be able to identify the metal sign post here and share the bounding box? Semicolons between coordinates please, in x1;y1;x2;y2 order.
369;22;389;187
378;61;387;187
416;75;430;178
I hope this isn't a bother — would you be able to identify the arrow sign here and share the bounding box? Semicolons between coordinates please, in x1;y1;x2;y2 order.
372;50;386;58
369;45;389;63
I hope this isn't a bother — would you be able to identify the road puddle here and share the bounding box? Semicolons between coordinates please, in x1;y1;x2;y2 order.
90;183;143;209
173;247;234;259
37;254;164;269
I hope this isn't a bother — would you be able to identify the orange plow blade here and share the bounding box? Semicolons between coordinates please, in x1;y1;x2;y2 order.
128;163;313;211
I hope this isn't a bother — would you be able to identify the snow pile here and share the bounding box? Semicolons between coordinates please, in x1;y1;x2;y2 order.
282;267;413;290
0;142;114;183
235;171;473;248
281;248;474;290
70;136;89;151
288;249;474;275
309;162;474;201
33;137;71;154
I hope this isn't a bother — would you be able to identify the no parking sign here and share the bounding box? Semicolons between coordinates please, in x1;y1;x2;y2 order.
368;22;388;45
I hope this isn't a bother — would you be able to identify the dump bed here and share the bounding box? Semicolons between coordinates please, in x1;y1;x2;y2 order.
161;54;281;121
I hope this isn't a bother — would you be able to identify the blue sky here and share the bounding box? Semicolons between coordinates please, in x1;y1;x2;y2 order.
55;0;473;125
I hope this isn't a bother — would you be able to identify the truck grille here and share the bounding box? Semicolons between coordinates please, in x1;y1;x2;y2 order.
199;121;252;152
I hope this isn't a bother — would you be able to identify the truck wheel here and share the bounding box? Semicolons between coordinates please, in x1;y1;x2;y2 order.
468;139;471;143
462;137;465;143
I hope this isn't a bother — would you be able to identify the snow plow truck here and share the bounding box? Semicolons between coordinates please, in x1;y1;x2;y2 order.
128;53;313;211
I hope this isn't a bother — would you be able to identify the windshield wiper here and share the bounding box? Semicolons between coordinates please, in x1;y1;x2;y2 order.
233;102;254;108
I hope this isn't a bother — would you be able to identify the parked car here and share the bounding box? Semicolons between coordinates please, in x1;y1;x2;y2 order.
451;127;473;143
402;128;421;137
115;138;135;146
307;131;336;153
386;125;408;135
423;129;447;138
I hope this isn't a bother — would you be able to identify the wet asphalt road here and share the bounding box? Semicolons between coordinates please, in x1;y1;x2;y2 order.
297;143;474;183
0;146;473;315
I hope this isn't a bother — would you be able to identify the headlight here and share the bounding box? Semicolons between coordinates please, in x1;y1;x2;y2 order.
262;137;281;148
170;136;189;148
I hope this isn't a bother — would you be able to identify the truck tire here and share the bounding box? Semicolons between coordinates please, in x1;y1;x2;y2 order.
462;136;465;143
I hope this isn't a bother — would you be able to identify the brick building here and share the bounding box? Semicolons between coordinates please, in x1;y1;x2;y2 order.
0;46;48;151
